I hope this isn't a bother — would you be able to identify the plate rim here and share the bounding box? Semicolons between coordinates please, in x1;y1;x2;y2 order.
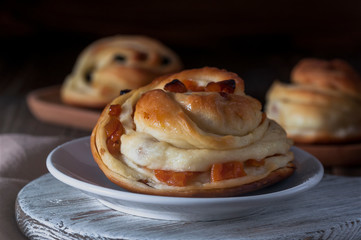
46;136;324;204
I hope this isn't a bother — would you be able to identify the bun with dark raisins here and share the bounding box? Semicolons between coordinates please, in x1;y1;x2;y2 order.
61;35;182;108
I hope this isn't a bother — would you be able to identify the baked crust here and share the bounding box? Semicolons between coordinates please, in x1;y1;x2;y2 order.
61;35;182;108
91;67;294;197
292;58;361;97
266;59;361;144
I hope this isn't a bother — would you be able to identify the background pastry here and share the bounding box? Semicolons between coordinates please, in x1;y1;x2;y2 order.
266;58;361;144
91;67;294;197
61;35;182;108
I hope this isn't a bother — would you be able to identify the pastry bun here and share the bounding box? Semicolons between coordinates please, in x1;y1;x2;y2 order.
61;35;182;108
91;67;294;197
266;58;361;144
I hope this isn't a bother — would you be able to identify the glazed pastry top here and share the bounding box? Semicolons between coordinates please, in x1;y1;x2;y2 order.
94;67;293;189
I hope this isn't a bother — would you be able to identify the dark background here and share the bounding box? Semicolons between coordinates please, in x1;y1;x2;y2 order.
1;0;361;98
0;0;360;135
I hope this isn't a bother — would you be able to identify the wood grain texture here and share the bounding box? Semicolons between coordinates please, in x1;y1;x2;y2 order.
16;174;361;240
26;86;101;131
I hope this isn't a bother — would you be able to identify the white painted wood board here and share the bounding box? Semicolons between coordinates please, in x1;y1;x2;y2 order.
16;174;361;240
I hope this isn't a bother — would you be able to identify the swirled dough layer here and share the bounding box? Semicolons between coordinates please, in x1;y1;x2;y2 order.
92;67;294;196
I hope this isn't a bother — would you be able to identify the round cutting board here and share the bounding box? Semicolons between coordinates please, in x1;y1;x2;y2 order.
16;174;361;240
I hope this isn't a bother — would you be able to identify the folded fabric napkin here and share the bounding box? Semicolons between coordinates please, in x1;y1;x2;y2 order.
0;134;69;240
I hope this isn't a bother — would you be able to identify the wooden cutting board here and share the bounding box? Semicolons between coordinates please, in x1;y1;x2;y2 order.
16;174;361;240
296;142;361;176
296;142;361;167
26;86;101;130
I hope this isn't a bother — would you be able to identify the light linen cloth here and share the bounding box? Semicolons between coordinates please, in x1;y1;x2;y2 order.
0;134;69;240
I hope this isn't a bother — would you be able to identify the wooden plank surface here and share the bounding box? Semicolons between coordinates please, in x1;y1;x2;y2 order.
16;173;361;240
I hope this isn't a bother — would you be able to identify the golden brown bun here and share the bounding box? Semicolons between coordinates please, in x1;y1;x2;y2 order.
292;58;361;97
266;58;361;144
61;35;182;108
91;67;294;197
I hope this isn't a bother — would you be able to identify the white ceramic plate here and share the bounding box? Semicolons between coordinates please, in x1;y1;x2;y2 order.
47;137;324;221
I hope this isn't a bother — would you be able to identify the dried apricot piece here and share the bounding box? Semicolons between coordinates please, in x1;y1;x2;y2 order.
108;104;121;116
104;117;123;155
182;79;205;92
205;79;235;93
154;169;196;187
164;79;187;93
106;138;121;156
211;161;246;182
104;118;121;138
